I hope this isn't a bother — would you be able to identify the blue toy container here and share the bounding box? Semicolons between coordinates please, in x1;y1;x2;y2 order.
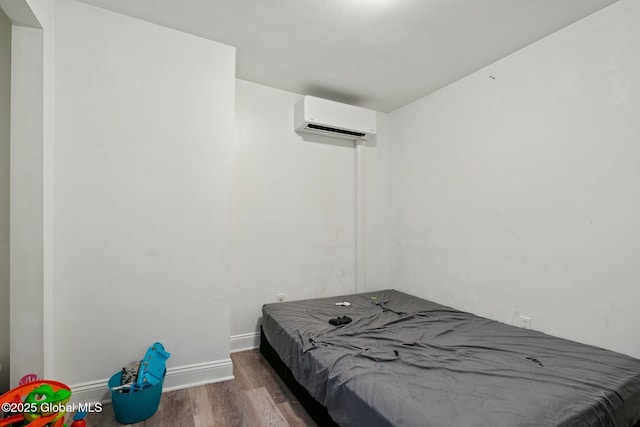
108;369;165;424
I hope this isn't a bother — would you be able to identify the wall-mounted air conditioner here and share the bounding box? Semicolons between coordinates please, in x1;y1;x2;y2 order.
294;96;377;141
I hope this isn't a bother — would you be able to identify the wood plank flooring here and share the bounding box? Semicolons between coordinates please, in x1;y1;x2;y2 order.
84;350;316;427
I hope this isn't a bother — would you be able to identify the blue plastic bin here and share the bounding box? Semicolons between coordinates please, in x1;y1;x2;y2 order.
108;369;165;424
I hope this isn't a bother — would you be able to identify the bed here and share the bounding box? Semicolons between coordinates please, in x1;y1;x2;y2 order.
260;289;640;427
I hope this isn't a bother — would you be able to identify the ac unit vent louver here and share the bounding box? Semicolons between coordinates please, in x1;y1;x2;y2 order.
306;124;366;138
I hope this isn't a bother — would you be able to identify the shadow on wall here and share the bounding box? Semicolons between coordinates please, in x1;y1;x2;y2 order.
296;130;378;149
301;84;369;110
0;5;11;394
297;131;357;149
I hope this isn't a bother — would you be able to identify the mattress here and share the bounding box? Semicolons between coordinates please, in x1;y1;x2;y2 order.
261;289;640;427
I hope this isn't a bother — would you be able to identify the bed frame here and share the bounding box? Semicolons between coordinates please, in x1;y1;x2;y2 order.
260;326;338;427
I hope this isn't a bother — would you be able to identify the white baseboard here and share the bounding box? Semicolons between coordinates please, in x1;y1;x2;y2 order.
163;359;234;392
69;378;112;404
69;358;234;404
230;332;260;353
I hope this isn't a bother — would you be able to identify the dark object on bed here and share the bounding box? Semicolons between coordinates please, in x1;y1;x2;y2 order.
329;316;352;326
261;289;640;427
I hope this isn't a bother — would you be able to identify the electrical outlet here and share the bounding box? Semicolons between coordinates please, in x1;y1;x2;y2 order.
276;293;286;302
520;316;532;330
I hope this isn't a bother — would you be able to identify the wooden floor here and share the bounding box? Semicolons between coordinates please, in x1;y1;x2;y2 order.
84;349;316;427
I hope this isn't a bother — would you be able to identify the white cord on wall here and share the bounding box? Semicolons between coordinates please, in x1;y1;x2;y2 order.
355;139;366;294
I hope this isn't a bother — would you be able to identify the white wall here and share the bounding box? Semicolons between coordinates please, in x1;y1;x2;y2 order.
9;15;44;385
231;80;354;338
0;6;10;392
389;0;640;358
51;0;235;394
231;79;389;344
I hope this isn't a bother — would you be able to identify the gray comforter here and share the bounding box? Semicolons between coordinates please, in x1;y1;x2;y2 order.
261;289;640;427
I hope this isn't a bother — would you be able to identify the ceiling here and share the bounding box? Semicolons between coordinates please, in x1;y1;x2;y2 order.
77;0;618;112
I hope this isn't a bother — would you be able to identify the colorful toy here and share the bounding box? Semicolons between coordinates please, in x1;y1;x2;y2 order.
137;342;170;389
19;374;40;386
0;380;72;427
70;410;87;427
